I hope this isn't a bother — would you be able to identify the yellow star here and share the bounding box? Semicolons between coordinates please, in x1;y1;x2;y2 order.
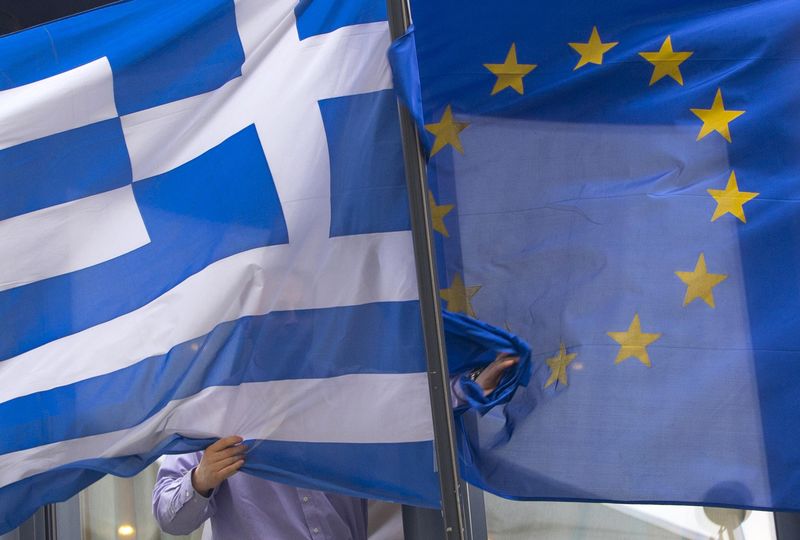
568;26;618;70
440;274;481;318
690;88;745;142
707;171;759;223
544;342;577;388
425;105;469;156
428;191;454;237
483;43;537;95
607;314;661;367
638;36;693;86
675;253;728;308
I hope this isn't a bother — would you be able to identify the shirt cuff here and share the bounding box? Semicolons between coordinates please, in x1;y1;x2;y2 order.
172;468;214;516
451;377;468;409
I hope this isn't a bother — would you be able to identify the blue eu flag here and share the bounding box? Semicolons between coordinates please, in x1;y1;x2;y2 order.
393;0;800;509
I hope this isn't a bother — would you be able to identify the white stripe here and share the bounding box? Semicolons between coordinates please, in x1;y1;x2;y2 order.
0;231;417;403
120;19;391;183
0;373;434;489
0;186;149;292
0;58;117;150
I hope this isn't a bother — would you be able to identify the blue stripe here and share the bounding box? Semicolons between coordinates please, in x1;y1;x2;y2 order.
0;437;438;534
0;0;244;115
0;119;132;220
0;301;424;454
0;125;287;361
294;0;386;41
321;90;410;237
242;439;438;507
110;0;244;115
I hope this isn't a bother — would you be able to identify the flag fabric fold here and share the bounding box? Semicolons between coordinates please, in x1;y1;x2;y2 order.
444;310;531;416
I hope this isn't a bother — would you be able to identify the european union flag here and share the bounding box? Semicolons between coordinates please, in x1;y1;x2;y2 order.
393;0;800;509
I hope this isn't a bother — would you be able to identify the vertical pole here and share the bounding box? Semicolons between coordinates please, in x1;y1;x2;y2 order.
42;506;57;540
385;1;467;539
463;484;488;540
401;505;444;539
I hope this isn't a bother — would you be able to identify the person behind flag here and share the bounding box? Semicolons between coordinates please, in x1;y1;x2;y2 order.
152;353;518;539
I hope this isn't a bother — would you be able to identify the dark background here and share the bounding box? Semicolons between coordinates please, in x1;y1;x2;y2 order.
0;0;117;35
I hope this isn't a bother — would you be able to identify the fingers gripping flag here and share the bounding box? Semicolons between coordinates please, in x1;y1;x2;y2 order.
0;0;439;531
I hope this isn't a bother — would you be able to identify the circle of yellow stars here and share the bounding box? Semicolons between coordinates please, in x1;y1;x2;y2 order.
423;25;758;390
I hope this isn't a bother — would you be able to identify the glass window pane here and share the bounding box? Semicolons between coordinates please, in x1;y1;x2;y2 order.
484;494;776;540
79;460;203;540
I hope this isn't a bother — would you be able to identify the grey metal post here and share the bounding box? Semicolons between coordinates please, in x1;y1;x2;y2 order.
775;512;800;539
41;506;56;540
385;0;467;538
463;484;488;540
402;504;445;540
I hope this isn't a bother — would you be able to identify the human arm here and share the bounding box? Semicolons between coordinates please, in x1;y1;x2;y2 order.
452;352;519;407
472;352;519;395
152;437;246;535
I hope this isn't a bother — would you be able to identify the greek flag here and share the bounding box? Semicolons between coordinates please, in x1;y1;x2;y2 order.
0;0;439;531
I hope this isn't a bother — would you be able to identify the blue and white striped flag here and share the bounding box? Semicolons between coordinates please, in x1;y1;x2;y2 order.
0;0;440;531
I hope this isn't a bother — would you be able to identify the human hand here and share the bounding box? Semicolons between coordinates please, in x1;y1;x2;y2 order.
474;352;519;396
191;436;246;497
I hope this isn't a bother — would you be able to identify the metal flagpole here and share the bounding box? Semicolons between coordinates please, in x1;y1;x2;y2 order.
42;505;57;540
384;1;467;538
